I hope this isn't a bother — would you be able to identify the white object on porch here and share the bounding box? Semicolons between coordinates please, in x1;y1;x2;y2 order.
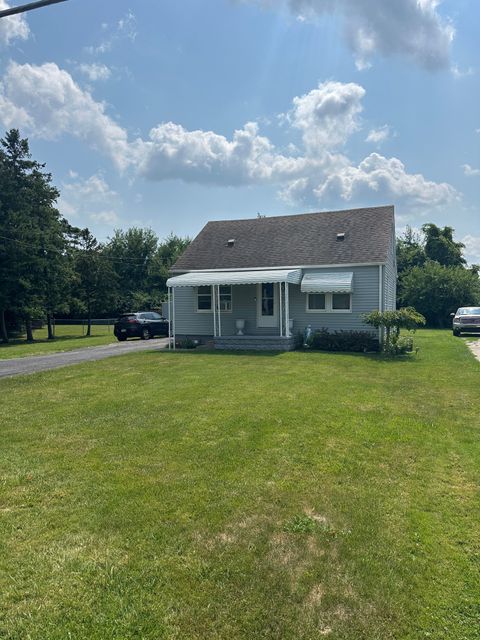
235;319;245;335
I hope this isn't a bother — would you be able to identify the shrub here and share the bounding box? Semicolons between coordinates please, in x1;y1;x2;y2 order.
362;307;425;356
307;329;379;353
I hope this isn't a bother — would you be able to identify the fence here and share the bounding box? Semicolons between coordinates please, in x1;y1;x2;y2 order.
32;319;117;337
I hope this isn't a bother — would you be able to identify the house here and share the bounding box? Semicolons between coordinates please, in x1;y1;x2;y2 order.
166;205;396;350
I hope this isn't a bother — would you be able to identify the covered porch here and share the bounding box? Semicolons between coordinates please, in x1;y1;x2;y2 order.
166;269;302;351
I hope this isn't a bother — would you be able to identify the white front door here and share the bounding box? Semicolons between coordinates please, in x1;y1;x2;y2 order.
256;282;278;328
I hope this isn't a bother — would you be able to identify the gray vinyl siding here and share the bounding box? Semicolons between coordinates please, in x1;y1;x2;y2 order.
173;265;380;336
383;228;397;311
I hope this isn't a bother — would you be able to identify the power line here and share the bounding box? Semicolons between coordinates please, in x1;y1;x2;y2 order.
0;0;68;19
0;233;167;267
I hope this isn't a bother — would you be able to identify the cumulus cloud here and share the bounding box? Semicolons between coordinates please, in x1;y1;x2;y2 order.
0;0;29;47
58;173;119;225
462;163;480;177
288;81;365;150
78;63;112;82
0;62;130;170
462;235;480;264
366;125;391;145
257;0;454;70
0;64;458;210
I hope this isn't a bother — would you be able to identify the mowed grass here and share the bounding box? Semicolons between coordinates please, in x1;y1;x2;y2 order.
0;324;117;360
1;330;479;639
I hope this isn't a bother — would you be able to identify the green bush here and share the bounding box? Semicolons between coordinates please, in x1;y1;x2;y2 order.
307;329;379;353
362;307;425;356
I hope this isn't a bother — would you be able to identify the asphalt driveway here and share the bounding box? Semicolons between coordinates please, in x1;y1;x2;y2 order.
0;338;169;379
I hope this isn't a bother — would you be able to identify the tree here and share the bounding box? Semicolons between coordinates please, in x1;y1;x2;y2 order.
396;226;426;276
399;262;480;327
71;228;117;336
0;129;66;342
151;234;191;295
363;307;426;354
422;223;466;267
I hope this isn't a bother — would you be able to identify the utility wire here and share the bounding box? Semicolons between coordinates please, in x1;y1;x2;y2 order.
0;233;168;267
0;0;68;19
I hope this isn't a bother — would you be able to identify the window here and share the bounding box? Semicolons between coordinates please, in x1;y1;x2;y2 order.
260;283;274;317
197;286;212;311
219;285;232;312
307;293;326;311
196;285;232;312
332;293;351;310
306;292;352;313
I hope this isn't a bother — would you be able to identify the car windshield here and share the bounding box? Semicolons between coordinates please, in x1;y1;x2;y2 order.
457;308;480;315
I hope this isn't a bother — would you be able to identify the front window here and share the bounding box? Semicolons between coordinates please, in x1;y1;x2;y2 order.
306;292;352;313
458;307;480;315
307;293;326;310
196;285;232;312
197;286;212;311
219;285;232;312
332;293;351;310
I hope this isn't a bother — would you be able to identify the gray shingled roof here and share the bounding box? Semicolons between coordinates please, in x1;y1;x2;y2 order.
172;205;394;271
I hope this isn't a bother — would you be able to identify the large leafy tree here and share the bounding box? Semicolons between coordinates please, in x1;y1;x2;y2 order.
151;233;191;294
422;223;466;267
70;228;117;336
399;262;480;327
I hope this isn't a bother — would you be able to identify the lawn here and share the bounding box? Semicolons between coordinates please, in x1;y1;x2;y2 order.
1;330;479;639
0;324;116;360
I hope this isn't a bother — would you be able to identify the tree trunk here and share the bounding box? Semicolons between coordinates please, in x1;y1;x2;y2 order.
47;313;54;340
0;309;9;343
87;306;92;337
25;318;34;343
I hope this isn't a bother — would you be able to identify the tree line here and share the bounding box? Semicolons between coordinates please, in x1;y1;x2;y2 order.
0;129;190;343
397;224;480;326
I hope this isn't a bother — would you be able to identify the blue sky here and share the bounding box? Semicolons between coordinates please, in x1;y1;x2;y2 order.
0;0;479;260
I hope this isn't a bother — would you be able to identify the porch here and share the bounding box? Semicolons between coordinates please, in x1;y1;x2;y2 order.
213;334;296;351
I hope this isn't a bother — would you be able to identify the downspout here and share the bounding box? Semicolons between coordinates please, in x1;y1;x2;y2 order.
378;264;384;345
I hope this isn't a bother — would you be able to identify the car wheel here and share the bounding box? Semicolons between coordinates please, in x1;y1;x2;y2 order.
117;335;127;342
453;329;461;337
141;326;151;340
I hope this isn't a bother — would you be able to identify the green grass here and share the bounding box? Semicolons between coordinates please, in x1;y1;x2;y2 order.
1;330;479;639
0;324;117;359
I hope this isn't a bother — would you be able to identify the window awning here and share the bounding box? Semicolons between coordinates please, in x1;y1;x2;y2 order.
301;271;353;293
167;269;302;288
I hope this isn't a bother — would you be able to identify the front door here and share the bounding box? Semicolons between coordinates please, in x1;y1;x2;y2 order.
257;282;278;328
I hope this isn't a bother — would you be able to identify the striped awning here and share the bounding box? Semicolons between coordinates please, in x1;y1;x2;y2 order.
301;271;353;293
167;269;302;288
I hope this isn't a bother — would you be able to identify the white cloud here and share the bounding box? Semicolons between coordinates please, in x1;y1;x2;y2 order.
366;125;391;145
90;210;119;225
462;235;480;264
309;153;459;207
0;0;29;47
78;63;112;82
288;81;365;150
0;63;458;210
462;164;480;177
257;0;454;70
85;10;137;55
58;173;119;226
451;64;475;78
0;62;130;170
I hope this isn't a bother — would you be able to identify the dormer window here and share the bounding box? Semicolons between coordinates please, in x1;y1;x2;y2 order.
336;233;345;242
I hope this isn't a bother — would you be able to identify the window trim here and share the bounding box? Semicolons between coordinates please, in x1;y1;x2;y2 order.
306;292;352;313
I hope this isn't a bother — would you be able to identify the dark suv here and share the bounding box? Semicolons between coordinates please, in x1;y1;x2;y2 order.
114;312;170;341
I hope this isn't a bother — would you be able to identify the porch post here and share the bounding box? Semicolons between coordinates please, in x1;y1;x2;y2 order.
217;285;222;337
172;287;176;350
212;285;217;337
285;282;290;337
279;282;283;337
168;287;171;350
